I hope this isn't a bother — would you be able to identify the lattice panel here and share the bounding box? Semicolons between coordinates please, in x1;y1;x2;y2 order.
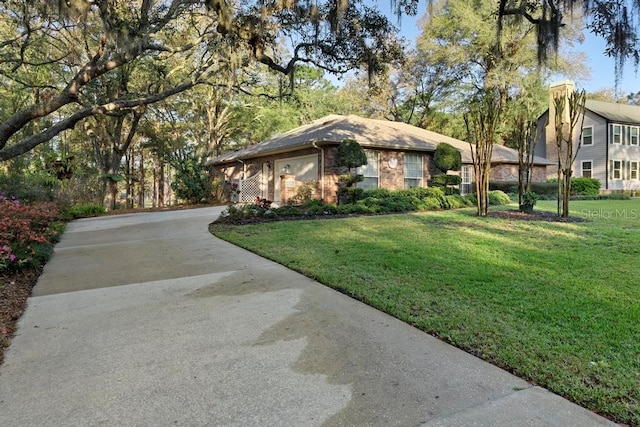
240;173;262;202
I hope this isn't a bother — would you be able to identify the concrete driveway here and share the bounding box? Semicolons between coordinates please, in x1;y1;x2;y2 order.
0;207;616;426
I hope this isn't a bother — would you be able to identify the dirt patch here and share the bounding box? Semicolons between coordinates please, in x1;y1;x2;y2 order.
488;209;587;223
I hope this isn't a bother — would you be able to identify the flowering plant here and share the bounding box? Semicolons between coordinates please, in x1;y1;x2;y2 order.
0;194;61;271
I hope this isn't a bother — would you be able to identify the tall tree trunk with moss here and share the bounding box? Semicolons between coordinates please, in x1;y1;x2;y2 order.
465;91;502;217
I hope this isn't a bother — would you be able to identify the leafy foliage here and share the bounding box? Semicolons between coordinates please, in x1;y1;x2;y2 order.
336;187;365;205
215;186;492;224
0;174;58;203
433;143;462;173
0;196;62;271
488;190;512;205
0;0;405;161
64;203;106;219
570;177;600;195
431;174;462;186
289;182;317;205
335;139;367;172
169;149;211;205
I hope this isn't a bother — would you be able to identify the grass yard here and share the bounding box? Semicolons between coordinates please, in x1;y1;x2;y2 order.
210;199;640;425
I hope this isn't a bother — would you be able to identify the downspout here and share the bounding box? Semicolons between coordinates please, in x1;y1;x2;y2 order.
312;142;325;200
605;120;610;190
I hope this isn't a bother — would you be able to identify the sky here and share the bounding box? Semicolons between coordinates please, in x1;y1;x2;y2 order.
379;2;638;99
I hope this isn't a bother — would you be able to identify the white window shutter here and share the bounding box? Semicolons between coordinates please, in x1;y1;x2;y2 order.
609;160;613;180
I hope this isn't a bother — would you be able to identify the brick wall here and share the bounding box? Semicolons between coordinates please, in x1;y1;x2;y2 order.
490;164;548;182
212;147;548;204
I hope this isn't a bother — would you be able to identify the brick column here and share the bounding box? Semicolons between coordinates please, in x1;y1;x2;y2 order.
280;174;296;204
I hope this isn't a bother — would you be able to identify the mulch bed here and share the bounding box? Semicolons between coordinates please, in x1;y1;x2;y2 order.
487;209;587;222
0;268;42;365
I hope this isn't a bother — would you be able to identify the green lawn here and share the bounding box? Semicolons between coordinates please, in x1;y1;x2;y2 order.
210;199;640;425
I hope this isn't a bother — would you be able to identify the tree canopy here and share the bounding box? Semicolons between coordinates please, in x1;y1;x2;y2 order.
0;0;404;161
0;0;638;164
497;0;640;81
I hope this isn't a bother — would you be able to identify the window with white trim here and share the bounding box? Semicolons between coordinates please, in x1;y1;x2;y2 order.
357;150;379;190
612;124;622;144
631;127;639;146
460;165;473;195
631;161;639;180
581;161;592;178
581;127;593;145
404;154;423;188
612;160;622;179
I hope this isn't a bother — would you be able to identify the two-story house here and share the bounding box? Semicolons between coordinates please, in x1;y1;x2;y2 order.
536;80;640;192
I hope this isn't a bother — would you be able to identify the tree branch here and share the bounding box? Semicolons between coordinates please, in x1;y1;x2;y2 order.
0;81;197;161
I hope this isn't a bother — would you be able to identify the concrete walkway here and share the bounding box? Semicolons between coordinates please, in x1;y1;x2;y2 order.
0;207;616;426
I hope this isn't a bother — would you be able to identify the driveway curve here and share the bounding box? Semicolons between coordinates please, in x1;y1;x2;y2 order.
0;207;616;426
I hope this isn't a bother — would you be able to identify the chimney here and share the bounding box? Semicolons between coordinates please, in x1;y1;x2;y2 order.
549;80;575;125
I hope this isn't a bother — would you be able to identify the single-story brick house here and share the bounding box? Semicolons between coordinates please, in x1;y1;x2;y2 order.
210;114;552;204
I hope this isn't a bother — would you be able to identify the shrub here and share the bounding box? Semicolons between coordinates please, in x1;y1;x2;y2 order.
337;203;373;214
418;197;443;210
431;174;462;187
521;191;539;206
289;181;316;205
490;181;557;197
571;177;600;195
433;143;462;172
337;187;364;205
169;150;211;204
274;205;304;217
0;174;58;203
306;203;338;215
488;190;512;205
64;203;106;219
445;194;472;209
335;139;367;171
378;196;415;212
407;187;445;199
0;196;62;271
218;204;269;222
442;186;461;195
302;198;325;209
361;188;393;199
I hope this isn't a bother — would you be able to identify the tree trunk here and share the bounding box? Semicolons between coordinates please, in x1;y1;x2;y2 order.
152;162;157;208
125;149;134;209
102;177;119;211
138;149;145;208
557;161;562;216
562;171;572;218
158;162;165;207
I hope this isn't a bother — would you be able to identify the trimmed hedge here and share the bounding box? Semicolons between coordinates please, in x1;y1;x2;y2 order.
570;177;600;195
489;181;557;197
431;174;462;186
215;186;515;224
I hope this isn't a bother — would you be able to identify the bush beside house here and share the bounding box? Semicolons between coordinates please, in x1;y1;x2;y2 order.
216;188;512;224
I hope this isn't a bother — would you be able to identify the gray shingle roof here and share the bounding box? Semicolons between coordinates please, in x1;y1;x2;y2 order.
585;99;640;124
210;114;553;166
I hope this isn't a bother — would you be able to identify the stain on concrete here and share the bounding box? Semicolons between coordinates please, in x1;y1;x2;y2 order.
186;265;292;298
